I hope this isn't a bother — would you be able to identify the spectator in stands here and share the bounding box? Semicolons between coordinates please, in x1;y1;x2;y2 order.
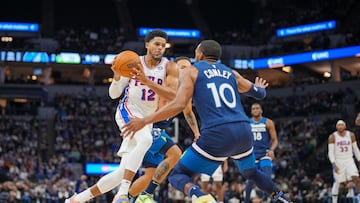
75;175;88;193
355;112;360;126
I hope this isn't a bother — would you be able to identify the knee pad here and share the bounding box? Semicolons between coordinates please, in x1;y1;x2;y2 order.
260;166;273;177
242;168;258;180
242;167;276;195
168;164;193;192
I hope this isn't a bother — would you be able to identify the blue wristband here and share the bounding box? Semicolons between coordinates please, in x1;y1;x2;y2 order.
243;84;266;100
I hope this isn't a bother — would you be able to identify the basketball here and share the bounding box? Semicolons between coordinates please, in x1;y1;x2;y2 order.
113;50;141;78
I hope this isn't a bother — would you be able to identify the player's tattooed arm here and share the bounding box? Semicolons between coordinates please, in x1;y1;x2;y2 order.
183;99;200;142
185;115;197;127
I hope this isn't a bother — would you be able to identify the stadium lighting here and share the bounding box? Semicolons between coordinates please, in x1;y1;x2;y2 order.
323;72;331;78
1;36;13;42
282;66;292;73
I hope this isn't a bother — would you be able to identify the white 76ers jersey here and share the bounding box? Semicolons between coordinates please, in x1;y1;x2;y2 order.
120;56;168;117
334;130;353;160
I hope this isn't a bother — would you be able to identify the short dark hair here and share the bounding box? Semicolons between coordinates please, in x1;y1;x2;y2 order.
198;40;222;60
145;30;168;42
174;56;191;63
252;102;262;108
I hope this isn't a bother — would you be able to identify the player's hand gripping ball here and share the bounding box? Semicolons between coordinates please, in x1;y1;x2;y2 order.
113;50;141;78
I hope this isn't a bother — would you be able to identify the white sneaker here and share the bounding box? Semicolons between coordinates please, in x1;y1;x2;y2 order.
65;194;79;203
194;194;217;203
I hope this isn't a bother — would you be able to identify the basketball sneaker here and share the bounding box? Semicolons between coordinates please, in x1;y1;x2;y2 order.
64;194;79;203
193;194;217;203
272;191;291;203
112;194;130;203
135;193;156;203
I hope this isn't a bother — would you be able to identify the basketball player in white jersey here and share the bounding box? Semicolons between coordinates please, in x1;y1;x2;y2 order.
112;57;200;203
328;120;360;203
65;30;179;203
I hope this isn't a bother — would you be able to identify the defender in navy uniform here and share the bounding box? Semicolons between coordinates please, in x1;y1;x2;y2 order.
244;103;278;203
122;40;290;203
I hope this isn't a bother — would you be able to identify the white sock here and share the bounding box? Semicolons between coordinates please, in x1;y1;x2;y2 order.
74;189;94;203
332;195;338;203
116;179;131;196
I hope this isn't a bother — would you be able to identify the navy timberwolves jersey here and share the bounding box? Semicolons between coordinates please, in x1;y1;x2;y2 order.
153;118;173;129
250;117;270;159
192;60;248;130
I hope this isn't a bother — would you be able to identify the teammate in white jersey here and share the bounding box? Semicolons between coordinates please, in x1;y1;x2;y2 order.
328;120;360;203
65;30;179;203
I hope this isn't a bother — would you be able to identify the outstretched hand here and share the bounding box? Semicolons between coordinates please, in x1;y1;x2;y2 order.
121;117;146;138
254;77;269;89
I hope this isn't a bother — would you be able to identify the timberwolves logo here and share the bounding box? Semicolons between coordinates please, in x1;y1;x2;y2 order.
151;128;162;140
